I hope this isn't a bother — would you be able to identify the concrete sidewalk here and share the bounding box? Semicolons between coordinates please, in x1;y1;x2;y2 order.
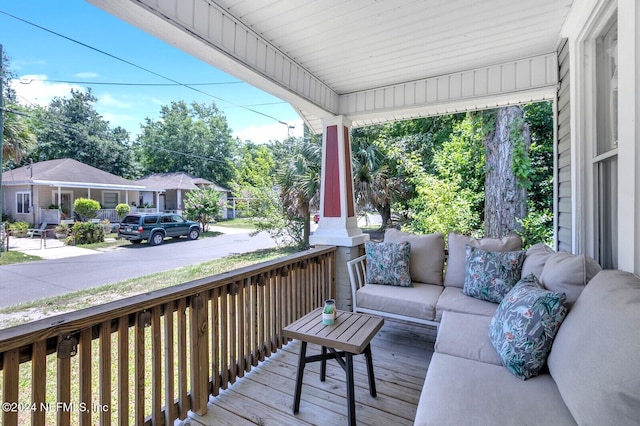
3;225;252;260
4;235;98;260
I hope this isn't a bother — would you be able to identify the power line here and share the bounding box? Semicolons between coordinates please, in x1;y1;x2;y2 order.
17;77;245;87
0;10;292;127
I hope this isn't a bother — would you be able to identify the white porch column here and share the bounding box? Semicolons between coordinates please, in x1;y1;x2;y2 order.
310;115;368;311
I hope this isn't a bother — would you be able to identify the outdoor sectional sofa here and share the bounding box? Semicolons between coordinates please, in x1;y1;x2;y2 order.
347;229;640;425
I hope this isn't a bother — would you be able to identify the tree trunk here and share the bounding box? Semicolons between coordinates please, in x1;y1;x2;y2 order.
484;106;530;238
377;203;392;229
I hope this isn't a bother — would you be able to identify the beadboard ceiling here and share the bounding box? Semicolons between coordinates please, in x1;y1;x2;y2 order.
89;0;574;132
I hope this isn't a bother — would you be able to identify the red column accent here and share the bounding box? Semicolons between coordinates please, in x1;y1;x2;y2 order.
323;125;341;217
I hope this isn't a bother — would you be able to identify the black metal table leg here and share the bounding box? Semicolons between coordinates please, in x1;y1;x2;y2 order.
345;353;356;426
364;343;377;397
320;346;327;381
293;341;307;413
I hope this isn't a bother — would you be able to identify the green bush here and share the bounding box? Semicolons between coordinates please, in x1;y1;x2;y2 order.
73;198;101;221
517;208;553;249
115;203;130;218
8;221;29;237
70;222;104;245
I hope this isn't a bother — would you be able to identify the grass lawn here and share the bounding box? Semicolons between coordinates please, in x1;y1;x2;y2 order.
0;250;41;265
213;217;256;230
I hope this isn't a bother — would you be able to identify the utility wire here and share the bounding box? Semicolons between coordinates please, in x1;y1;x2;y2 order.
18;77;245;87
0;10;292;127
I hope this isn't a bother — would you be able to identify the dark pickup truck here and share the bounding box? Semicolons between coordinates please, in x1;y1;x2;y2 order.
118;213;200;246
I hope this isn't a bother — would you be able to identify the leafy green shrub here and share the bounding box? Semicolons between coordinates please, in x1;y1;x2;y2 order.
8;221;29;237
73;198;101;221
517;207;553;249
115;203;130;218
70;222;104;245
406;175;480;237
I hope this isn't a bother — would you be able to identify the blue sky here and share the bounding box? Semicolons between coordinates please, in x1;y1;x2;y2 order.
0;0;303;143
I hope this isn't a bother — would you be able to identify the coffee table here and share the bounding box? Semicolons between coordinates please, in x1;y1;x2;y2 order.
282;307;384;426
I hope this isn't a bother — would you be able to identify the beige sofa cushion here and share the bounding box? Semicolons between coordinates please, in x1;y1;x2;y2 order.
521;243;555;279
435;311;502;366
435;286;498;321
384;229;445;285
415;352;577;426
444;232;522;288
356;282;442;322
547;270;640;425
539;251;601;305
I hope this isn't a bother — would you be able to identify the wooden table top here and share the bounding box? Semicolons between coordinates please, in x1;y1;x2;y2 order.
282;308;384;354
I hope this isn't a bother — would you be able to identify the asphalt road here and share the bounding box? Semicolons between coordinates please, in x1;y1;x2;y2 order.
0;230;276;309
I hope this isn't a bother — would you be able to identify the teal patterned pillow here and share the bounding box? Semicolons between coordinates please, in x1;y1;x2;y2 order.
463;246;526;303
365;241;412;287
488;274;568;380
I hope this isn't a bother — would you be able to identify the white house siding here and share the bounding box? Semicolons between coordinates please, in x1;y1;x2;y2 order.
556;38;572;253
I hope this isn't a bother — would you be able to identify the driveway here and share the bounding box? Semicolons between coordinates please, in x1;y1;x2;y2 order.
0;227;276;309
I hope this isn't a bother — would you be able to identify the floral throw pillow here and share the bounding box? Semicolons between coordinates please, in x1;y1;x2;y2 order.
463;246;526;303
488;274;568;380
365;241;412;287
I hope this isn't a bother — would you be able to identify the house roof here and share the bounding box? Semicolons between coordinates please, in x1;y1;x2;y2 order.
89;0;575;133
134;172;230;193
1;158;144;190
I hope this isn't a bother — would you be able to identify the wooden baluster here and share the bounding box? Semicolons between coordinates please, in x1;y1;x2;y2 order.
2;348;19;426
164;302;175;424
79;329;92;426
135;311;148;425
177;298;189;418
57;338;72;426
229;284;237;384
189;293;208;416
151;306;162;423
210;287;221;397
31;341;46;426
117;316;130;426
99;320;112;426
220;286;229;390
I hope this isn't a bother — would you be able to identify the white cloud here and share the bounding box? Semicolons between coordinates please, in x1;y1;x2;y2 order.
234;119;304;144
98;93;131;109
10;74;83;106
74;71;100;79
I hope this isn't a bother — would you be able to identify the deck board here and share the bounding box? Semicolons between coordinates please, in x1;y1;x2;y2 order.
185;320;436;426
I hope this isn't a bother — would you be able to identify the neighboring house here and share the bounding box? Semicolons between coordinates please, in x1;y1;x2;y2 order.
1;158;145;225
134;172;230;216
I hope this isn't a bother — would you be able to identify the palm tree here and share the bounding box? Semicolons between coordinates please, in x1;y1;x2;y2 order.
351;132;400;228
277;136;321;248
2;103;36;164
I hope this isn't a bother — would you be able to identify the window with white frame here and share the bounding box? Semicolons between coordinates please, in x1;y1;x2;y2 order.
102;191;119;209
594;18;618;269
16;192;31;214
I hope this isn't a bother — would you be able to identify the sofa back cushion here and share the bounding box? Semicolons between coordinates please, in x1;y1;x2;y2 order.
365;241;412;287
547;270;640;425
521;243;555;279
539;251;601;306
384;229;445;285
444;232;522;288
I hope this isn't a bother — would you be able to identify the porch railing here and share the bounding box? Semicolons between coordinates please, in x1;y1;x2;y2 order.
0;246;336;426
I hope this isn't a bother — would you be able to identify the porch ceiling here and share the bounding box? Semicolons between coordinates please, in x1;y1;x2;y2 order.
88;0;574;132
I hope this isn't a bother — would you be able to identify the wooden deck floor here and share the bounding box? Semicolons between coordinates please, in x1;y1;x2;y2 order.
184;320;437;426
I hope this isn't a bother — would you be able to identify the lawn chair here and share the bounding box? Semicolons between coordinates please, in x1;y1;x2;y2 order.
27;222;48;238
